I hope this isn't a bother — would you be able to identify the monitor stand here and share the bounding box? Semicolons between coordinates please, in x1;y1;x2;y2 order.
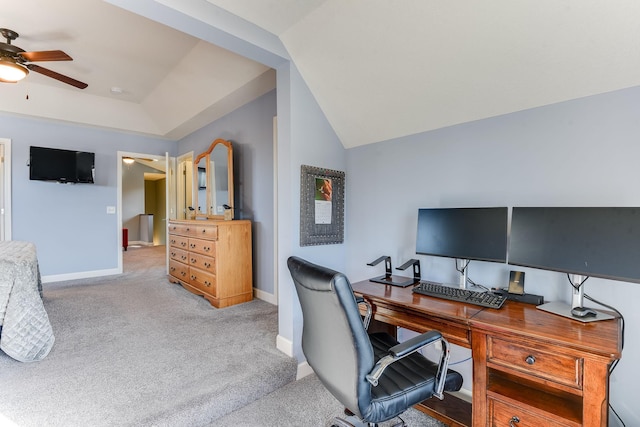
367;256;415;287
456;259;469;289
536;275;615;323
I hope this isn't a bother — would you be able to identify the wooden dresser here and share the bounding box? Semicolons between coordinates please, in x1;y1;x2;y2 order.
168;219;253;308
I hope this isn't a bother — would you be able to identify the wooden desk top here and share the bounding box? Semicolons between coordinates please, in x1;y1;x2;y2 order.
352;280;484;347
470;301;622;359
351;279;622;359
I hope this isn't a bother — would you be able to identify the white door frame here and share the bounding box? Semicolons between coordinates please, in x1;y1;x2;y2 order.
0;138;11;241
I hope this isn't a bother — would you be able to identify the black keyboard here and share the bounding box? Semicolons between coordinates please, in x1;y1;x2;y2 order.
412;281;506;309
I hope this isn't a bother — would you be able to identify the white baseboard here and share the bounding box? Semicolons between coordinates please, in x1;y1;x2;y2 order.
276;334;293;357
42;268;120;283
296;361;314;380
254;288;276;305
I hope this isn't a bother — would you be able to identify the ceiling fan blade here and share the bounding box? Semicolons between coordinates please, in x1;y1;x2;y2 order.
26;64;88;89
19;50;72;62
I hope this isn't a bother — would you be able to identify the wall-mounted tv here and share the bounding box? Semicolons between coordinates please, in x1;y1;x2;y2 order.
29;146;95;184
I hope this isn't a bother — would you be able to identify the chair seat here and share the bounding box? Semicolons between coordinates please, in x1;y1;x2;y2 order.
361;332;464;423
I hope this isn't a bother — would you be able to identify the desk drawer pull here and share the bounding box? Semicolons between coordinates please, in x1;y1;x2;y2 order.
525;355;536;365
509;416;520;426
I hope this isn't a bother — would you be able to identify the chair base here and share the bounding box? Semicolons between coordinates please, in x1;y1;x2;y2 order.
330;411;406;427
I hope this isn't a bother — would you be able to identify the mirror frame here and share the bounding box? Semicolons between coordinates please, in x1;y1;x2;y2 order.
193;138;234;220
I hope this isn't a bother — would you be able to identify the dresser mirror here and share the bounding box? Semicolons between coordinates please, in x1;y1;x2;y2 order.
193;138;234;219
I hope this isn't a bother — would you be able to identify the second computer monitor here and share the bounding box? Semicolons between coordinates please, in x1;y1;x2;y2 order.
416;207;508;263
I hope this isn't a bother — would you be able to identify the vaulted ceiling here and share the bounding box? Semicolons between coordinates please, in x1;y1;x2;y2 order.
2;1;640;148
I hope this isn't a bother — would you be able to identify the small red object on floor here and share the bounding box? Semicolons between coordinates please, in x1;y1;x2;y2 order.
122;228;128;251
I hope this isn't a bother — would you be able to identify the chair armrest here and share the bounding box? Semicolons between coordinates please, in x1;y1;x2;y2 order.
366;331;452;400
355;297;372;330
388;330;442;358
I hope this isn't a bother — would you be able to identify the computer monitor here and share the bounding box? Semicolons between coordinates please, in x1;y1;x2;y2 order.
509;207;640;283
509;207;640;321
416;207;508;288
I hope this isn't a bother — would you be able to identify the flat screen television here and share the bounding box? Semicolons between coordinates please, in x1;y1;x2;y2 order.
29;146;95;183
509;207;640;283
416;207;508;263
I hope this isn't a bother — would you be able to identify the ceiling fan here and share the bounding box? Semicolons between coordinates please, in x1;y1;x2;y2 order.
0;28;87;89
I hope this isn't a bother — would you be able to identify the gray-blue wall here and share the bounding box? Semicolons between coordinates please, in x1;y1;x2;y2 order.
179;89;276;296
2;114;174;277
345;86;640;425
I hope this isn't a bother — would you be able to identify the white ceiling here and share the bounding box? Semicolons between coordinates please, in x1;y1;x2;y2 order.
0;0;275;140
2;1;640;148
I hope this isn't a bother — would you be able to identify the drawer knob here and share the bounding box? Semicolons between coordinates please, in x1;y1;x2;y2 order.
525;355;536;365
510;416;520;426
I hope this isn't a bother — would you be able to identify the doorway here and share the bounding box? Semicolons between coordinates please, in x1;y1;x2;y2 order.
117;151;170;273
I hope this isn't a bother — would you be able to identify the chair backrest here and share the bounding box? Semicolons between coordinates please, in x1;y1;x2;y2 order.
287;256;374;418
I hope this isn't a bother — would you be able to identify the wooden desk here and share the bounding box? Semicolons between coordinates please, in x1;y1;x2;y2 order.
351;280;622;427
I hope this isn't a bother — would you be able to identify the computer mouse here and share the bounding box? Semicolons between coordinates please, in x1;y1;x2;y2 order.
571;306;597;318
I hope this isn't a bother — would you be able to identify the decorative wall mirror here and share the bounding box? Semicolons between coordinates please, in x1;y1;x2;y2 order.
193;138;234;220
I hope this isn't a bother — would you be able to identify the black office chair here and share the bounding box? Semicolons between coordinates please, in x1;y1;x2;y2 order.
287;256;463;427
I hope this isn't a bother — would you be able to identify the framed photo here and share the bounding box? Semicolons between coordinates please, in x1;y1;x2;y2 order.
300;165;345;246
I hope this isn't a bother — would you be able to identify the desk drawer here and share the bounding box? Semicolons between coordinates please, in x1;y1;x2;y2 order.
489;397;577;427
487;337;582;389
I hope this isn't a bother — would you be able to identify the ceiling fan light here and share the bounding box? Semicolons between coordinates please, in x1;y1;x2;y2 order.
0;58;28;82
123;157;135;165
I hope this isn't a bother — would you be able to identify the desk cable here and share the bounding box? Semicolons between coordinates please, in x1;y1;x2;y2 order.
568;275;626;426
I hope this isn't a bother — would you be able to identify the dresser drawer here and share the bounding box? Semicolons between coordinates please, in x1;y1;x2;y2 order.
169;260;189;281
188;237;216;257
188;252;216;273
190;267;217;296
169;234;189;250
188;224;218;240
489;397;577;427
168;223;193;236
488;337;582;389
169;247;189;264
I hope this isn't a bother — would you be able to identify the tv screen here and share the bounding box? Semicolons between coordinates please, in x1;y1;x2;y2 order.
29;146;95;183
416;207;508;263
509;207;640;283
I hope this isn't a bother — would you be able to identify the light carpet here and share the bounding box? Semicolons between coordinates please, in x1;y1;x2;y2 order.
0;246;296;426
